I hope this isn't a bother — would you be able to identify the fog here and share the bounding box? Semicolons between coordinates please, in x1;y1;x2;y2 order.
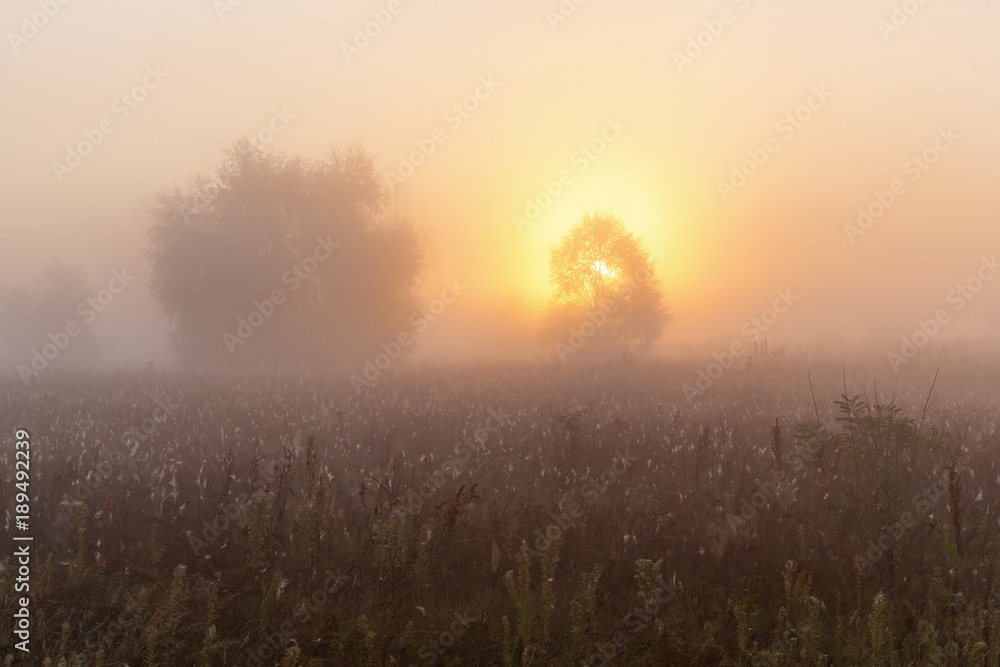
3;0;999;371
9;5;1000;663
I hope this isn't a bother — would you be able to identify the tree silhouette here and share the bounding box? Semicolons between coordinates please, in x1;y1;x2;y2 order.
148;140;423;364
0;264;104;376
542;210;669;359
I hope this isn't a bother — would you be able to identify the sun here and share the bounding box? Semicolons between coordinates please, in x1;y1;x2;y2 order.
591;260;617;277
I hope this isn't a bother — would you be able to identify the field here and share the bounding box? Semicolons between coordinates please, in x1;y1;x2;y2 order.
3;353;1000;665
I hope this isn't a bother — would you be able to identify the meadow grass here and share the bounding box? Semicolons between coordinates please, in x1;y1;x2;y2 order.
2;354;1000;665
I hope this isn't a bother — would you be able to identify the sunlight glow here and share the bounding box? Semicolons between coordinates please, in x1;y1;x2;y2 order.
591;260;617;277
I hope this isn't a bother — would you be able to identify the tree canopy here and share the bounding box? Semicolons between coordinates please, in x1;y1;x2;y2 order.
542;210;669;359
0;264;105;377
148;140;423;364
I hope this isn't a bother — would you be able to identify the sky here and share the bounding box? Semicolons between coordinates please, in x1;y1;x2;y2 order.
1;0;999;365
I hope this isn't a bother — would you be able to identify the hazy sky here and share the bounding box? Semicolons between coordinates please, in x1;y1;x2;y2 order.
2;0;999;363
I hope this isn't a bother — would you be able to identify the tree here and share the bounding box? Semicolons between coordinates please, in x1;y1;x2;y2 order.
542;210;669;359
0;264;104;375
148;140;424;364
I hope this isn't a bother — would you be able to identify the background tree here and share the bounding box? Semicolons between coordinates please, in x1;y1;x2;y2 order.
148;140;424;364
0;264;104;375
542;210;669;359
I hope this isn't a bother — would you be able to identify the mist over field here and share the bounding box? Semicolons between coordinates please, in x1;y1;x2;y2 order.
1;0;999;372
3;1;1000;665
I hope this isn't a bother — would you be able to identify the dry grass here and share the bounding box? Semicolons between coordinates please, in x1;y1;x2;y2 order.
2;355;1000;665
